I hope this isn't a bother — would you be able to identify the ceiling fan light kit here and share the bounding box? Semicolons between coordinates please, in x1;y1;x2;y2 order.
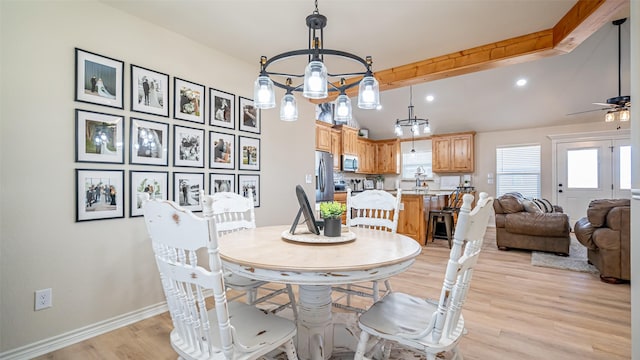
601;18;631;123
252;0;380;122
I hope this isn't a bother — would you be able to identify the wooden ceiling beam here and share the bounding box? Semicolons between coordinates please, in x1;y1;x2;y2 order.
313;0;627;103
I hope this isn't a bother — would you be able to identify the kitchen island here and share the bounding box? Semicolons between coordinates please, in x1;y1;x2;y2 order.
334;189;453;246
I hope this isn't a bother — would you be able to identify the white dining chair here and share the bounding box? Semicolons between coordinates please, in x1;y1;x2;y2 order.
142;197;298;360
205;190;298;321
354;192;494;360
332;188;402;313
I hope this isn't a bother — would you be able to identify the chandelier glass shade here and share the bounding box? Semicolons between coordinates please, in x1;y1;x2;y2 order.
394;86;430;137
253;0;380;121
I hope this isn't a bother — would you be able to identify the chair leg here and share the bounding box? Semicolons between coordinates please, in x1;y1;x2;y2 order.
283;338;299;360
354;331;370;360
372;281;380;302
246;288;257;304
286;284;298;321
444;215;453;248
383;279;392;297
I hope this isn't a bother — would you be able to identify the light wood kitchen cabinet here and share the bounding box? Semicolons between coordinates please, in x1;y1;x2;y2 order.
339;125;359;155
376;140;400;174
356;138;376;174
397;194;425;245
330;128;341;170
315;121;332;152
432;131;475;173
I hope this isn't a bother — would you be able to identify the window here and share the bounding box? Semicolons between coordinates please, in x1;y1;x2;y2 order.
401;140;432;179
619;145;631;190
496;144;540;198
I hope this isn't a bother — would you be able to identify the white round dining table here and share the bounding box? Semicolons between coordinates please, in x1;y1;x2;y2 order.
219;225;422;360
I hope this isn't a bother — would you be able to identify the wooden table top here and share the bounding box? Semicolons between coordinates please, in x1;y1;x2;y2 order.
219;225;422;273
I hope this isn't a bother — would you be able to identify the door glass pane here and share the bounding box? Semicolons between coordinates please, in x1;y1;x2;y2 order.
619;145;631;189
567;149;598;188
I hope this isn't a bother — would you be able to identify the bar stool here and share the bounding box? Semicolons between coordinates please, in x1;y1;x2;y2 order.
427;189;464;248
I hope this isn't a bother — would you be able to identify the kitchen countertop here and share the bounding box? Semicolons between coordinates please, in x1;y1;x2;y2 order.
335;189;451;196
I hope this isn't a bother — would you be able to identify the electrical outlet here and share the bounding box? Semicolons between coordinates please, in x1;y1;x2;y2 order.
35;288;52;311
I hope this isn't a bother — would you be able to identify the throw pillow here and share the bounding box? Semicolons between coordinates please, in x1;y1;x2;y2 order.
522;199;543;213
533;198;554;213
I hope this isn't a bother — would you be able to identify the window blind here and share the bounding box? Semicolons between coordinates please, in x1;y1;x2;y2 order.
496;145;540;198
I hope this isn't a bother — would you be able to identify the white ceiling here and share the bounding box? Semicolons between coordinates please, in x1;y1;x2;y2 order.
102;0;631;139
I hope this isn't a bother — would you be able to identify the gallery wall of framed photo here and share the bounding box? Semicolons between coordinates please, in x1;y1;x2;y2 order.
74;47;263;221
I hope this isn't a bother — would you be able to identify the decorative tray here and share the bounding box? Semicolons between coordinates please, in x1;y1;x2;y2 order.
281;229;356;244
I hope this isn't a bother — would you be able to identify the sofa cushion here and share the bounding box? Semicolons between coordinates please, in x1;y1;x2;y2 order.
505;212;570;237
587;199;631;227
522;199;543;214
498;195;524;213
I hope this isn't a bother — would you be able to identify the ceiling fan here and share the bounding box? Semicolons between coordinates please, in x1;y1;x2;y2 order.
568;18;631;121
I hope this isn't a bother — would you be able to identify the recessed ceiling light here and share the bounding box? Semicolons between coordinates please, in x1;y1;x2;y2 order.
376;104;382;110
516;78;527;87
425;95;434;102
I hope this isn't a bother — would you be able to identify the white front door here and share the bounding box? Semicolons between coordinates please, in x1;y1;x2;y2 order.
556;139;631;225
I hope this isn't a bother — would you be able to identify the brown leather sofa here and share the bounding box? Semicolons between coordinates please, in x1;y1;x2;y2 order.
574;199;630;283
493;193;571;255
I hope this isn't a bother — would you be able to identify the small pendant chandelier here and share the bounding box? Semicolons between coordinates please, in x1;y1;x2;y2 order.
394;86;430;137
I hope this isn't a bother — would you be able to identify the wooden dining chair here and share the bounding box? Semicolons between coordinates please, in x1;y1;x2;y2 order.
205;190;298;321
332;188;402;313
354;192;494;360
142;197;298;360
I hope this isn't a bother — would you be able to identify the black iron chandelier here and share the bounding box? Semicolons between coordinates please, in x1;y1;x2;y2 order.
253;0;380;122
394;86;430;137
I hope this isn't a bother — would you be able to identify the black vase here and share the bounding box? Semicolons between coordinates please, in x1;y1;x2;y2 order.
323;217;342;237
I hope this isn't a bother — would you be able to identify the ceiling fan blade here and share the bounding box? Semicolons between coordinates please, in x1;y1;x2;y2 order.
566;108;607;116
592;102;615;107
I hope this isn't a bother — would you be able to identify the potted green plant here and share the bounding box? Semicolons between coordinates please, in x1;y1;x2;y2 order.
319;201;346;237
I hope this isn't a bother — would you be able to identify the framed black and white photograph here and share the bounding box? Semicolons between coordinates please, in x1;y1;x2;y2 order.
238;136;260;171
130;170;168;217
173;172;204;212
76;169;125;221
174;125;204;168
210;173;235;194
209;131;235;169
174;78;205;124
75;109;124;164
130;65;169;117
316;102;334;123
75;48;124;109
238;174;260;207
239;96;260;133
209;88;235;129
130;118;169;166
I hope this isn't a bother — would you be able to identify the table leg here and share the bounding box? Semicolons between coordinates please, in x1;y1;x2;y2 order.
296;285;333;360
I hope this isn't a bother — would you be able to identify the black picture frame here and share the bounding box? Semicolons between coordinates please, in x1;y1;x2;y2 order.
174;77;205;124
209;131;235;169
209;88;235;129
130;117;169;166
210;173;235;194
130;64;170;117
129;170;168;217
238;135;260;171
75;48;124;109
173;172;204;212
75;109;125;164
238;96;260;133
76;169;125;222
238;174;260;207
173;125;205;168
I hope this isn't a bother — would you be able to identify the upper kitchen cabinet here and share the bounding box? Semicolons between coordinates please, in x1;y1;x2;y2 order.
432;132;475;173
315;121;332;152
376;139;400;174
338;125;359;156
330;128;341;170
356;138;376;174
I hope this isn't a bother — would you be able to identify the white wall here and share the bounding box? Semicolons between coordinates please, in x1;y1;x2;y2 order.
630;4;638;360
0;0;314;352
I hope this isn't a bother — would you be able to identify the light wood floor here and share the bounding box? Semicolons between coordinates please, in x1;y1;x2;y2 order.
35;228;631;360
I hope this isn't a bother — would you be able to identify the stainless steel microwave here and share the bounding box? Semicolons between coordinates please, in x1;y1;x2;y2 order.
342;154;358;172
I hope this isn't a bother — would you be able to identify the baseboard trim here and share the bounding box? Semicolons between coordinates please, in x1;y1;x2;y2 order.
0;302;168;360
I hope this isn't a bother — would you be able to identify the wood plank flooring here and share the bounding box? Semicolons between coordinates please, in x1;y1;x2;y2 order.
35;228;631;359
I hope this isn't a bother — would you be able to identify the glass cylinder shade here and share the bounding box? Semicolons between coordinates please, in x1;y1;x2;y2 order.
605;111;616;122
357;75;380;109
619;109;630;122
280;93;298;121
394;123;403;136
423;122;431;134
253;75;275;109
334;94;352;122
303;61;328;99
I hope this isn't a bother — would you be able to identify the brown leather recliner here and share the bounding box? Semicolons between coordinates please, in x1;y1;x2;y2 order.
493;193;571;255
574;199;630;283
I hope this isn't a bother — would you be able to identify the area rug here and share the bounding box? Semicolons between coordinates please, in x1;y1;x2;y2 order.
531;237;599;274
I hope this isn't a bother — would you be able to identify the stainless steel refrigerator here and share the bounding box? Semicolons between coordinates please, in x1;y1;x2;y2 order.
315;151;334;202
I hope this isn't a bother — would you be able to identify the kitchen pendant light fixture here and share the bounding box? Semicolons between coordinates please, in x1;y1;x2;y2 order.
394;86;430;137
253;0;380;121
